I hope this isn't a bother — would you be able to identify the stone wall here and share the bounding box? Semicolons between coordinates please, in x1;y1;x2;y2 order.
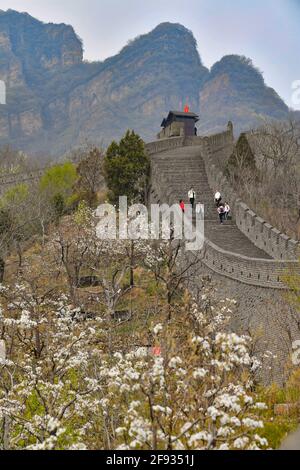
147;126;300;384
157;122;184;140
147;125;299;289
203;122;234;152
146;137;185;156
149;150;299;290
235;201;299;261
147;122;234;156
200;133;300;261
201;239;298;289
0;168;45;194
188;258;300;386
149;161;175;206
201;136;238;212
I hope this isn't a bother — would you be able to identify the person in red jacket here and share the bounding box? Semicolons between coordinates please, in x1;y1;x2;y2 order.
179;200;185;213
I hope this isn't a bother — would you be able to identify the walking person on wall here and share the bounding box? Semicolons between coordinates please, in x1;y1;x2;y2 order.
215;191;222;207
188;187;196;209
224;202;231;220
217;203;225;225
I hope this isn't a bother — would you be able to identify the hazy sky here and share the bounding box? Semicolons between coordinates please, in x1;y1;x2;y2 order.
0;0;299;107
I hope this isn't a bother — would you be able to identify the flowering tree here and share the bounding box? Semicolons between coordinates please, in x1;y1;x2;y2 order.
143;238;203;320
0;276;270;450
96;293;268;450
0;282;103;450
0;200;272;450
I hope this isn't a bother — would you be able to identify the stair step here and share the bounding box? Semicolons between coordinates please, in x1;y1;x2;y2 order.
151;145;271;260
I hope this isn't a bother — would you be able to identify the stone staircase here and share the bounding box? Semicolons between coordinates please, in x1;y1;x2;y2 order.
151;145;271;260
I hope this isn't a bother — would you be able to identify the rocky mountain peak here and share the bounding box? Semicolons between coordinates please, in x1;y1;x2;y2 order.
0;9;83;87
0;13;294;157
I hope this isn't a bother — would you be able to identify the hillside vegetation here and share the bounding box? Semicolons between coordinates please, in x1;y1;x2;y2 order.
1;130;300;450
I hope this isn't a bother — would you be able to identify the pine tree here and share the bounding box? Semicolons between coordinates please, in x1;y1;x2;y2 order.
104;130;150;205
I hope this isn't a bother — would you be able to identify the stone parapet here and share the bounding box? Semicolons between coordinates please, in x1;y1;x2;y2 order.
0;168;45;194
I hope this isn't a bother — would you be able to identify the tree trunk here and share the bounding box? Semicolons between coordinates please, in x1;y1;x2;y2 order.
0;257;5;282
17;242;22;268
130;241;134;287
3;414;11;450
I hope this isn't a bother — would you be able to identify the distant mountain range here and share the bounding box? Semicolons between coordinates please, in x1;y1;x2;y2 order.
0;9;297;157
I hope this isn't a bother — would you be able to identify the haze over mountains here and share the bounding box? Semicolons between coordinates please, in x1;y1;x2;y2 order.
0;9;296;157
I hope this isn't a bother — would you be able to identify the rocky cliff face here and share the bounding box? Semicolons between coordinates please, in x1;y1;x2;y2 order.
0;9;82;84
0;10;295;157
198;55;289;135
0;9;86;155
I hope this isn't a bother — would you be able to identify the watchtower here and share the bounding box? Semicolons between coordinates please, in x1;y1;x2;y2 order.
158;109;199;139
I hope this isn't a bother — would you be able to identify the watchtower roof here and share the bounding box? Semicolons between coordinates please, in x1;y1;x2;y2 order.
161;110;199;128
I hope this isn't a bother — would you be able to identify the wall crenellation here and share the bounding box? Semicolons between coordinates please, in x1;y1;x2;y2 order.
235;201;299;260
200;239;298;289
146;137;185;156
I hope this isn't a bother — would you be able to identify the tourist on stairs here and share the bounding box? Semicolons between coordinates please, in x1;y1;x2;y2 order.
217;204;225;224
215;191;222;206
188;187;196;209
224;202;231;220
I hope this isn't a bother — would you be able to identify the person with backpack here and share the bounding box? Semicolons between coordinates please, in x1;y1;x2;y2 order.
217;203;225;224
188;187;196;209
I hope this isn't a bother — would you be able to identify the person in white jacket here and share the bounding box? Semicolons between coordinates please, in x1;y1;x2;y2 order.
214;191;222;206
188;187;196;209
224;202;231;220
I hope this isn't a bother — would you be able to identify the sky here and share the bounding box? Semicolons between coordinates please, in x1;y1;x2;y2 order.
0;0;299;107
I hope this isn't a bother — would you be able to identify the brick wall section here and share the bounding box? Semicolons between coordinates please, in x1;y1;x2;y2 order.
202;125;234;152
201;239;298;289
201;136;238;215
147;130;300;385
150;163;175;206
146;137;185;156
235;202;300;260
0;168;45;194
199;134;300;261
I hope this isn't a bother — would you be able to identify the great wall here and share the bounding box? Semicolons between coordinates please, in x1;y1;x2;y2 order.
0;121;299;382
0;168;44;195
146;122;300;383
146;123;299;290
1;123;299;292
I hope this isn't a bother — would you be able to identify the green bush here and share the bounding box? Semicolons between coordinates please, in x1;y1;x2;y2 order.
104;130;150;205
40;162;78;213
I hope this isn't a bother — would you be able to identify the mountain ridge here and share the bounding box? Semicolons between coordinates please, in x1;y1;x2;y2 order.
0;10;295;157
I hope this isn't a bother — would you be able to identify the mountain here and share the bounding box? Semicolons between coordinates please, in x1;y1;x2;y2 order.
198;55;290;135
0;11;208;157
0;10;295;157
